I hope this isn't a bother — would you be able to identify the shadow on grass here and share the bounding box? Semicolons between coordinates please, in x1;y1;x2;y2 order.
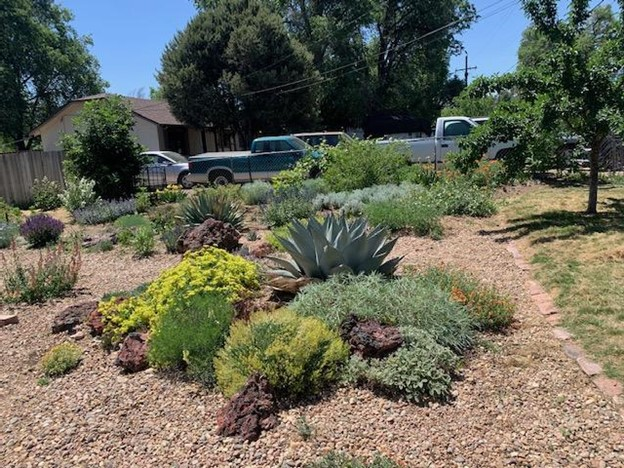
481;197;624;244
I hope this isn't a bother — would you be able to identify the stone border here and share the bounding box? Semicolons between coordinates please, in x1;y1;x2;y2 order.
506;241;624;415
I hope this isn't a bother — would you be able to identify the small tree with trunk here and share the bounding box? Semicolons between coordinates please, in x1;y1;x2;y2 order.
454;0;624;214
61;96;144;199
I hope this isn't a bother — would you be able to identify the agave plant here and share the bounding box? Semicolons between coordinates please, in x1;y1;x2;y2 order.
269;215;402;284
179;190;244;230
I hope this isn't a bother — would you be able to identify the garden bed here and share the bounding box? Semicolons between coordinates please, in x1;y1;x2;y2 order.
1;202;623;466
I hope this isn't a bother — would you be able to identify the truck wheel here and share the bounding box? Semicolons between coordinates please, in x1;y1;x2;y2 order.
177;170;193;189
209;170;233;186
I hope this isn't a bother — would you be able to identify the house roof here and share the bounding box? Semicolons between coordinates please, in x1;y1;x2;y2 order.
30;93;185;135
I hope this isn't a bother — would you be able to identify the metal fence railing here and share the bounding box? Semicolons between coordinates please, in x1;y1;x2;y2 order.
137;166;167;190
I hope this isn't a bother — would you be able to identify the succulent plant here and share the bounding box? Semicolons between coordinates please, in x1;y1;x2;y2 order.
269;214;402;283
179;190;244;230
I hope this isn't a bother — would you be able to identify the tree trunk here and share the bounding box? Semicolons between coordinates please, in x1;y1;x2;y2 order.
586;139;600;214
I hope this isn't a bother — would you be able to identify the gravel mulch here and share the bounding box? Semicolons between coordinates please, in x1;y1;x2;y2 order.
1;214;623;467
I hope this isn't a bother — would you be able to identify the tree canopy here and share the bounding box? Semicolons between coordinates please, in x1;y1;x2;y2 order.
169;0;474;133
454;0;624;214
159;0;319;142
0;0;106;149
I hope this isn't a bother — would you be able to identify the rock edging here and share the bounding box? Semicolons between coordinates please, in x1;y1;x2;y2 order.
506;241;623;416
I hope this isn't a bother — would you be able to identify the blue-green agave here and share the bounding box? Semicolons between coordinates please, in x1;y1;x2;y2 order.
269;215;403;282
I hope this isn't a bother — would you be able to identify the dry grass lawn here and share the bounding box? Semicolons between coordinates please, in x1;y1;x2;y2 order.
487;181;624;381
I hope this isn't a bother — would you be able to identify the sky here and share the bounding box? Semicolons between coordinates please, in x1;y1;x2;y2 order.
59;0;616;95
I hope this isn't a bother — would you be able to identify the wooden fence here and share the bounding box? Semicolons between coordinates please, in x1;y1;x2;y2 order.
0;151;65;206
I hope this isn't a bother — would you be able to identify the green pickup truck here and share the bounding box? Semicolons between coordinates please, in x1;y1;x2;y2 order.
188;135;310;185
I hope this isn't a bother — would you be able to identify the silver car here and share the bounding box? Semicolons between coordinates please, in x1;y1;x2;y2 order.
140;151;193;188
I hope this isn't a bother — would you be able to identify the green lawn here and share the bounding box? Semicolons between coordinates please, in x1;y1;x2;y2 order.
492;182;624;381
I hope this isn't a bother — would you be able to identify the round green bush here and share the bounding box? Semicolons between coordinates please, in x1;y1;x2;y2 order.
214;309;349;399
148;293;234;385
40;342;83;377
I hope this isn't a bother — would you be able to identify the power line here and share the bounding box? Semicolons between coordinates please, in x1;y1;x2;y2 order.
240;0;520;97
269;0;521;97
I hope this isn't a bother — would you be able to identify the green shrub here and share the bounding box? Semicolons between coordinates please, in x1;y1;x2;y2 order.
179;190;244;229
427;179;497;217
0;197;21;224
31;176;62;211
59;177;99;212
40;342;83;377
148;203;179;233
114;214;152;245
1;244;81;304
271;155;327;193
263;189;316;227
99;247;259;345
418;266;515;331
0;222;18;249
291;274;474;352
154;184;187;204
135;188;152;213
240;181;273;205
72;199;137;225
322;140;410;192
161;225;186;253
313;183;418;216
148;292;234;385
214;308;349;399
306;452;400;468
364;196;443;238
350;334;458;403
399;164;440;187
131;226;155;258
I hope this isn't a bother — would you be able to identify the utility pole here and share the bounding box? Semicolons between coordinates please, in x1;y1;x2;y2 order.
455;52;477;86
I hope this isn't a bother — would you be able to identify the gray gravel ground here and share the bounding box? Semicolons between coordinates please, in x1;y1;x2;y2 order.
1;215;623;467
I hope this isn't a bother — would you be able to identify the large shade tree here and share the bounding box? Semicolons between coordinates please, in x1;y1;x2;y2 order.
455;0;624;214
0;0;106;149
159;0;319;142
190;0;475;130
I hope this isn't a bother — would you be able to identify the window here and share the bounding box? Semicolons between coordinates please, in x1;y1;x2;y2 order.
157;156;170;165
443;120;473;137
253;141;268;153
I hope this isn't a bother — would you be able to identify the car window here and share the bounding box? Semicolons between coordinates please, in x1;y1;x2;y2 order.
443;120;473;137
253;141;267;153
157;156;170;165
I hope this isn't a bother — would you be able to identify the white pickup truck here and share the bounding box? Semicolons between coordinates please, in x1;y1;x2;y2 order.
377;116;515;164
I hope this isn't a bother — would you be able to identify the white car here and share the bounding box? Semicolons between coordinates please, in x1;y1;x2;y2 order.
140;151;193;188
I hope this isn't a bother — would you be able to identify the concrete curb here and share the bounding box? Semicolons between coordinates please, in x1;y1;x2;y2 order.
506;241;623;417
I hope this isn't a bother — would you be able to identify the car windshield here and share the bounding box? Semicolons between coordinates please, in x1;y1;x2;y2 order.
161;151;187;163
289;137;310;150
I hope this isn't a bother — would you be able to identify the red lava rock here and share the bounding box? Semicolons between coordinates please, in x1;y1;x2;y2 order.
86;308;105;336
340;314;403;358
216;373;279;442
51;301;98;334
177;219;240;253
115;332;149;373
249;242;274;258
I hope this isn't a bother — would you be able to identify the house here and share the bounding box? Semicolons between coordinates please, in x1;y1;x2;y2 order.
29;93;243;155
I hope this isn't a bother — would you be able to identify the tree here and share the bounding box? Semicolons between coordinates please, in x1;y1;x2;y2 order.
192;0;475;129
0;0;106;149
61;96;145;199
456;0;624;214
159;0;319;141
